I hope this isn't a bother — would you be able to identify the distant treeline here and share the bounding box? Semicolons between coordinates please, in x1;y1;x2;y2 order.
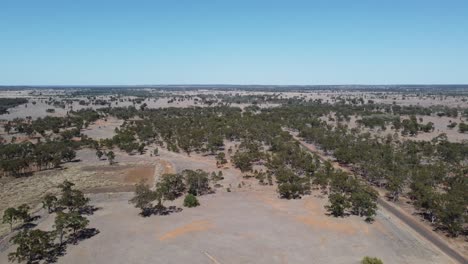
0;98;28;115
2;85;467;94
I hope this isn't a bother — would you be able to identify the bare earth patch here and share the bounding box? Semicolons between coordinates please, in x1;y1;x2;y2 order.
159;220;214;241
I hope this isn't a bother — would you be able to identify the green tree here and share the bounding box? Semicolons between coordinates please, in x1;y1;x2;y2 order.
4;122;12;134
154;174;186;209
326;193;351;217
3;207;19;231
8;229;53;264
58;181;89;212
231;152;254;172
63;212;89;238
42;194;58;214
350;186;378;222
387;173;405;202
183;194;200;208
215;152;227;166
54;212;69;245
129;181;156;216
106;151;115;165
183;169;210;196
435;175;467;237
61;148;76;162
137;143;145;155
95;150;103;160
16;204;31;224
157;173;186;200
361;256;383;264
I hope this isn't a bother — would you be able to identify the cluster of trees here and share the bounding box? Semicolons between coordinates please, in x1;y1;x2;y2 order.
129;169;211;216
356;114;399;130
459;122;468;133
294;111;467;236
4;108;101;136
2;204;31;231
409;168;467;236
99;105;375;223
0;98;28;115
325;171;378;222
99;127;145;154
95;150;116;164
4;181;96;263
399;115;434;135
355;114;435;135
102;102;466;235
1;108;103;177
111;104;382;222
0;141;78;177
264;137;378;222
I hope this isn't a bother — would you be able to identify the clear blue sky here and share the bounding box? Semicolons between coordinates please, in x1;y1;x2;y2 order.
1;0;467;85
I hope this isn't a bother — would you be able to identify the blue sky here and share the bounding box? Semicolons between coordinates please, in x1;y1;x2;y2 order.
1;0;467;85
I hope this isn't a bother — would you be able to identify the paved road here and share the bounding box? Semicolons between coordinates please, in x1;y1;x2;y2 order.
377;198;467;264
295;138;467;264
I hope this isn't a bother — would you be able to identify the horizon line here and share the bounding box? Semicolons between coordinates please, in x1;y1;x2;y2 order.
1;84;468;87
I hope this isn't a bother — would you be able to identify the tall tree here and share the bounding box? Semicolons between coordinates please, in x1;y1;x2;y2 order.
42;194;58;214
129;181;157;216
3;208;19;231
8;229;53;264
326;193;351;217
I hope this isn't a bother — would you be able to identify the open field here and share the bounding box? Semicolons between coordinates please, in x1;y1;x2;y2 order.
0;164;455;264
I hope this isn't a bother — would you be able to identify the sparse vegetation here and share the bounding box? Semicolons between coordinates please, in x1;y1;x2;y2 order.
0;86;467;263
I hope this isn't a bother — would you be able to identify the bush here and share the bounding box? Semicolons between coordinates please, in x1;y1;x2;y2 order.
361;256;383;264
183;194;200;208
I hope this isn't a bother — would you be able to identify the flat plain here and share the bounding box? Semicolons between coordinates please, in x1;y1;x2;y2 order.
0;86;466;264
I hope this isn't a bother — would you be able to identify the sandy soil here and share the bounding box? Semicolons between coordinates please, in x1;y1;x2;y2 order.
0;189;454;264
81;117;123;140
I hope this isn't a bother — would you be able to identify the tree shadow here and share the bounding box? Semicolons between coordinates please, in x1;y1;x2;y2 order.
79;205;101;216
44;228;100;263
140;205;183;217
45;244;67;263
70;228;100;245
18;215;41;230
153;205;183;216
13;172;34;178
20;222;37;230
324;211;351;218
